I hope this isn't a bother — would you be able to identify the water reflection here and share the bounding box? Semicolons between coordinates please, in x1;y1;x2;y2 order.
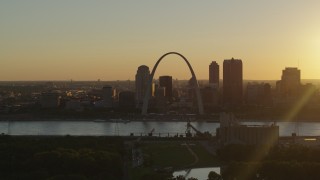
0;120;320;136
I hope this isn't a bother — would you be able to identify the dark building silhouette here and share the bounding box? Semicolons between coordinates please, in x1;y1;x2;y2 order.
187;77;196;103
217;113;279;146
154;86;167;112
102;85;113;108
246;82;272;106
300;83;318;107
200;86;219;112
209;61;219;88
119;91;135;108
159;76;173;98
223;58;243;106
280;67;301;97
135;65;150;108
217;123;279;146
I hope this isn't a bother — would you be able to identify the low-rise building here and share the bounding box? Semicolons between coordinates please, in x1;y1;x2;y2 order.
217;113;279;146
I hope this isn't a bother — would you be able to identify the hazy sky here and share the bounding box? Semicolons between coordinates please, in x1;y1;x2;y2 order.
1;1;320;81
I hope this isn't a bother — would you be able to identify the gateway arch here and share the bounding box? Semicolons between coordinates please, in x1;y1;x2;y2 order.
142;52;204;115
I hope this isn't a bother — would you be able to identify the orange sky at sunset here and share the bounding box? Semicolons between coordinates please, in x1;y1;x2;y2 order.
1;1;320;81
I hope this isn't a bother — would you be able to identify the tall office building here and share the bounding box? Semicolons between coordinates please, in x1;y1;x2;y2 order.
135;65;150;108
159;76;173;98
209;61;219;88
223;58;243;106
280;67;301;97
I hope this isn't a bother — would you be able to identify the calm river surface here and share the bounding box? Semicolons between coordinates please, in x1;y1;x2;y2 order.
0;120;320;136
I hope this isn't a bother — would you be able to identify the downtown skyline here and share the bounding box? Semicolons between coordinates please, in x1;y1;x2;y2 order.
1;1;320;81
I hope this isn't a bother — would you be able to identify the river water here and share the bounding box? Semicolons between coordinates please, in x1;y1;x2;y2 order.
0;120;320;136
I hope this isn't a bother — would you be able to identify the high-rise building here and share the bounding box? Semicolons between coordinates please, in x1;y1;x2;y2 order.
223;58;243;106
209;61;219;88
135;65;150;108
159;76;173;98
280;67;301;97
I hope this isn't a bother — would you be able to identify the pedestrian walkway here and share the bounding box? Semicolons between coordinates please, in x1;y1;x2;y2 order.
185;142;199;167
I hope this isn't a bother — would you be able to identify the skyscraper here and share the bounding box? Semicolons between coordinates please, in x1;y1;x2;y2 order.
135;65;150;108
223;58;243;106
209;61;219;88
159;76;173;98
280;67;301;97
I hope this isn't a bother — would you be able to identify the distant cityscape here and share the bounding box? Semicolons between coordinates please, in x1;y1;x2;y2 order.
1;58;319;179
1;55;319;121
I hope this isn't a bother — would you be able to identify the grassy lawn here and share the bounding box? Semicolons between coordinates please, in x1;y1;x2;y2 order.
129;167;153;180
190;142;221;167
141;141;194;168
130;141;221;179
